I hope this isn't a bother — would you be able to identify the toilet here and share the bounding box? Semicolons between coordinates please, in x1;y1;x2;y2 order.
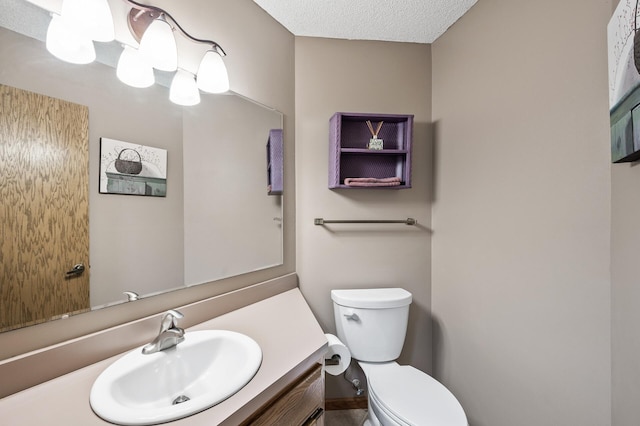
332;288;467;426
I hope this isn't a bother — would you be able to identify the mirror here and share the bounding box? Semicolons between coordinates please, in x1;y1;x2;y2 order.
0;1;284;332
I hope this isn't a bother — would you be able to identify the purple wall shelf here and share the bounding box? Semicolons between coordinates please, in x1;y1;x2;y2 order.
329;112;414;189
267;128;283;195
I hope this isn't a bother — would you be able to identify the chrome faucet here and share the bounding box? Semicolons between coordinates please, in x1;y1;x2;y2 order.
142;310;185;355
123;291;139;301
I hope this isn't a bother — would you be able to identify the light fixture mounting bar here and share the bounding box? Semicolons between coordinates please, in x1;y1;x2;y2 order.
122;0;226;56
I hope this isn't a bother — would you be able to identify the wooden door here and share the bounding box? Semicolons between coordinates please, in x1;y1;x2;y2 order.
0;84;89;332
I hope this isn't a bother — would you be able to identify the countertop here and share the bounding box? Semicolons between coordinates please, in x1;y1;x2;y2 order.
0;288;327;425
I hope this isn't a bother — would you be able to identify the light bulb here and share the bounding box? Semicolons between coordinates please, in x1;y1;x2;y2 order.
117;45;154;88
170;70;200;106
61;0;114;42
196;49;230;94
139;15;178;72
46;14;96;64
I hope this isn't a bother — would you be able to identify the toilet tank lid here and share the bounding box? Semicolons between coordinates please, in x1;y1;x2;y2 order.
331;288;412;309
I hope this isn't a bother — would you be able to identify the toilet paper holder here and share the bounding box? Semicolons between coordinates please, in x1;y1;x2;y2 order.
325;354;341;366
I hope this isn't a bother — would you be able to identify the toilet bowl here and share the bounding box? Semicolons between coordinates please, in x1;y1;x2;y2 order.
331;288;467;426
361;362;466;426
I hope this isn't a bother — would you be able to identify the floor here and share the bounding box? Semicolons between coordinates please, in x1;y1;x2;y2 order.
324;409;368;425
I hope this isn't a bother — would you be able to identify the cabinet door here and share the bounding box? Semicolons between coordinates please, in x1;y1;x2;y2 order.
245;364;324;426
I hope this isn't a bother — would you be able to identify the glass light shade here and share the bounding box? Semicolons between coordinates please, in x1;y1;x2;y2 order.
117;46;154;88
170;70;200;106
138;16;178;72
61;0;114;42
196;50;230;94
46;14;96;64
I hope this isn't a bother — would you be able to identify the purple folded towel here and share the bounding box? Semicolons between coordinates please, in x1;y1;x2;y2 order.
344;177;401;187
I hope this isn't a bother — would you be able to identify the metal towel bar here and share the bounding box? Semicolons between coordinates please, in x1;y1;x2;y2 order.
314;218;417;226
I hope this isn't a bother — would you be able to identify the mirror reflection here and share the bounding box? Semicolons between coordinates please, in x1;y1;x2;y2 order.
0;1;284;332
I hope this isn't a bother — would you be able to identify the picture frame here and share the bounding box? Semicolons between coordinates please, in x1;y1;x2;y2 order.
608;0;640;162
99;137;167;197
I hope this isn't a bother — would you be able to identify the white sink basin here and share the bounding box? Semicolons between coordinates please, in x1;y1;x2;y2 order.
90;330;262;425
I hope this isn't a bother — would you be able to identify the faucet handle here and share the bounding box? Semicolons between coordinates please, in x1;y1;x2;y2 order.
159;309;184;332
123;291;139;301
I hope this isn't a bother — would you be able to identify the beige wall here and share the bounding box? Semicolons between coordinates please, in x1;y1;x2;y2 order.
183;95;283;286
612;166;640;425
294;37;432;398
431;0;612;425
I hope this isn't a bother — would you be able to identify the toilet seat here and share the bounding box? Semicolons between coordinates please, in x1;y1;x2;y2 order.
367;365;467;426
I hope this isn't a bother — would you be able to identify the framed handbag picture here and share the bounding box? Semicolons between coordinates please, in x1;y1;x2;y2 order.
609;0;640;162
99;137;167;197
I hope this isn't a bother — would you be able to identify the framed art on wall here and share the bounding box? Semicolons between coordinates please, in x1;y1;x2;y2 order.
609;0;640;162
99;138;167;196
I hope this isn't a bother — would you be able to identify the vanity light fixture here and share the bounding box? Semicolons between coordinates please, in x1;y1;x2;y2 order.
45;0;229;105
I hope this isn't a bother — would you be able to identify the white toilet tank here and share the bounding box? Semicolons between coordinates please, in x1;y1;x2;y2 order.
331;288;412;362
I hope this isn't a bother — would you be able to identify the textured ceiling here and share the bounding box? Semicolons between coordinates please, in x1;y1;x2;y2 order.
251;0;478;44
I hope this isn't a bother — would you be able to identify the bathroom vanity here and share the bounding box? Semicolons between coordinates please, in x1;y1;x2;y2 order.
0;277;327;425
243;363;324;425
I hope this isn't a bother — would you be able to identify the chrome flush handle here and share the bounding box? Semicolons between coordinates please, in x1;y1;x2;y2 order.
344;313;360;322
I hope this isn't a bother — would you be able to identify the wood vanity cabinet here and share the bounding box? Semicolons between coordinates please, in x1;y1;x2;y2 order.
243;363;325;425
